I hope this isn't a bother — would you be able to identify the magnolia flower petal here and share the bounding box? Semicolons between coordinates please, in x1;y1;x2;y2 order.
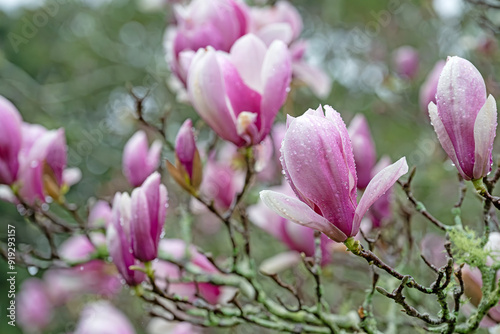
473;95;498;180
260;40;292;137
260;190;347;242
292;61;332;99
353;157;408;235
188;48;242;145
256;22;293;46
230;34;267;92
429;102;466;178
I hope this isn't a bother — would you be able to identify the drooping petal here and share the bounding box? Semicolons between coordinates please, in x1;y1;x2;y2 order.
353;157;408;235
260;190;348;242
473;95;498;180
429;102;466;178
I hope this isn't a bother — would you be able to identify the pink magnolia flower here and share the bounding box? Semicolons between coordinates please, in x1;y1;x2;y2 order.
165;0;250;85
153;239;222;304
74;301;136;334
429;56;497;181
45;234;121;302
419;60;445;113
392;46;419;80
196;146;245;212
348;114;376;190
122;130;162;187
187;34;292;147
249;183;334;265
260;105;408;242
130;172;168;262
17;278;53;333
107;192;146;286
0;96;22;185
18;127;67;204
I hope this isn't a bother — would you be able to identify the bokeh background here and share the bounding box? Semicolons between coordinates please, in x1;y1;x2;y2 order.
0;0;499;333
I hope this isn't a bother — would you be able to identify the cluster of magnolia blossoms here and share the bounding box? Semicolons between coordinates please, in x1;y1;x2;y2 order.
164;0;331;147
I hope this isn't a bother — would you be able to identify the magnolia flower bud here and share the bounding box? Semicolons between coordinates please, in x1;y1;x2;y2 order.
393;46;419;79
261;105;408;242
429;56;497;181
123;130;162;187
166;119;202;192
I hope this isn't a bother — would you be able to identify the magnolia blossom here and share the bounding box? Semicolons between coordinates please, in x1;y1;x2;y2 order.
188;34;292;147
130;172;168;262
429;56;497;181
74;301;136;334
393;46;419;79
165;0;250;85
419;60;445;112
17;278;53;333
348;114;376;190
123;130;162;187
0;96;22;185
88;200;112;229
107;192;146;286
18;126;67;204
46;234;121;301
261;105;408;242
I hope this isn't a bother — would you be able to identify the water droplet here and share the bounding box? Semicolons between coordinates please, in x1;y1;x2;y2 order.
27;266;38;275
